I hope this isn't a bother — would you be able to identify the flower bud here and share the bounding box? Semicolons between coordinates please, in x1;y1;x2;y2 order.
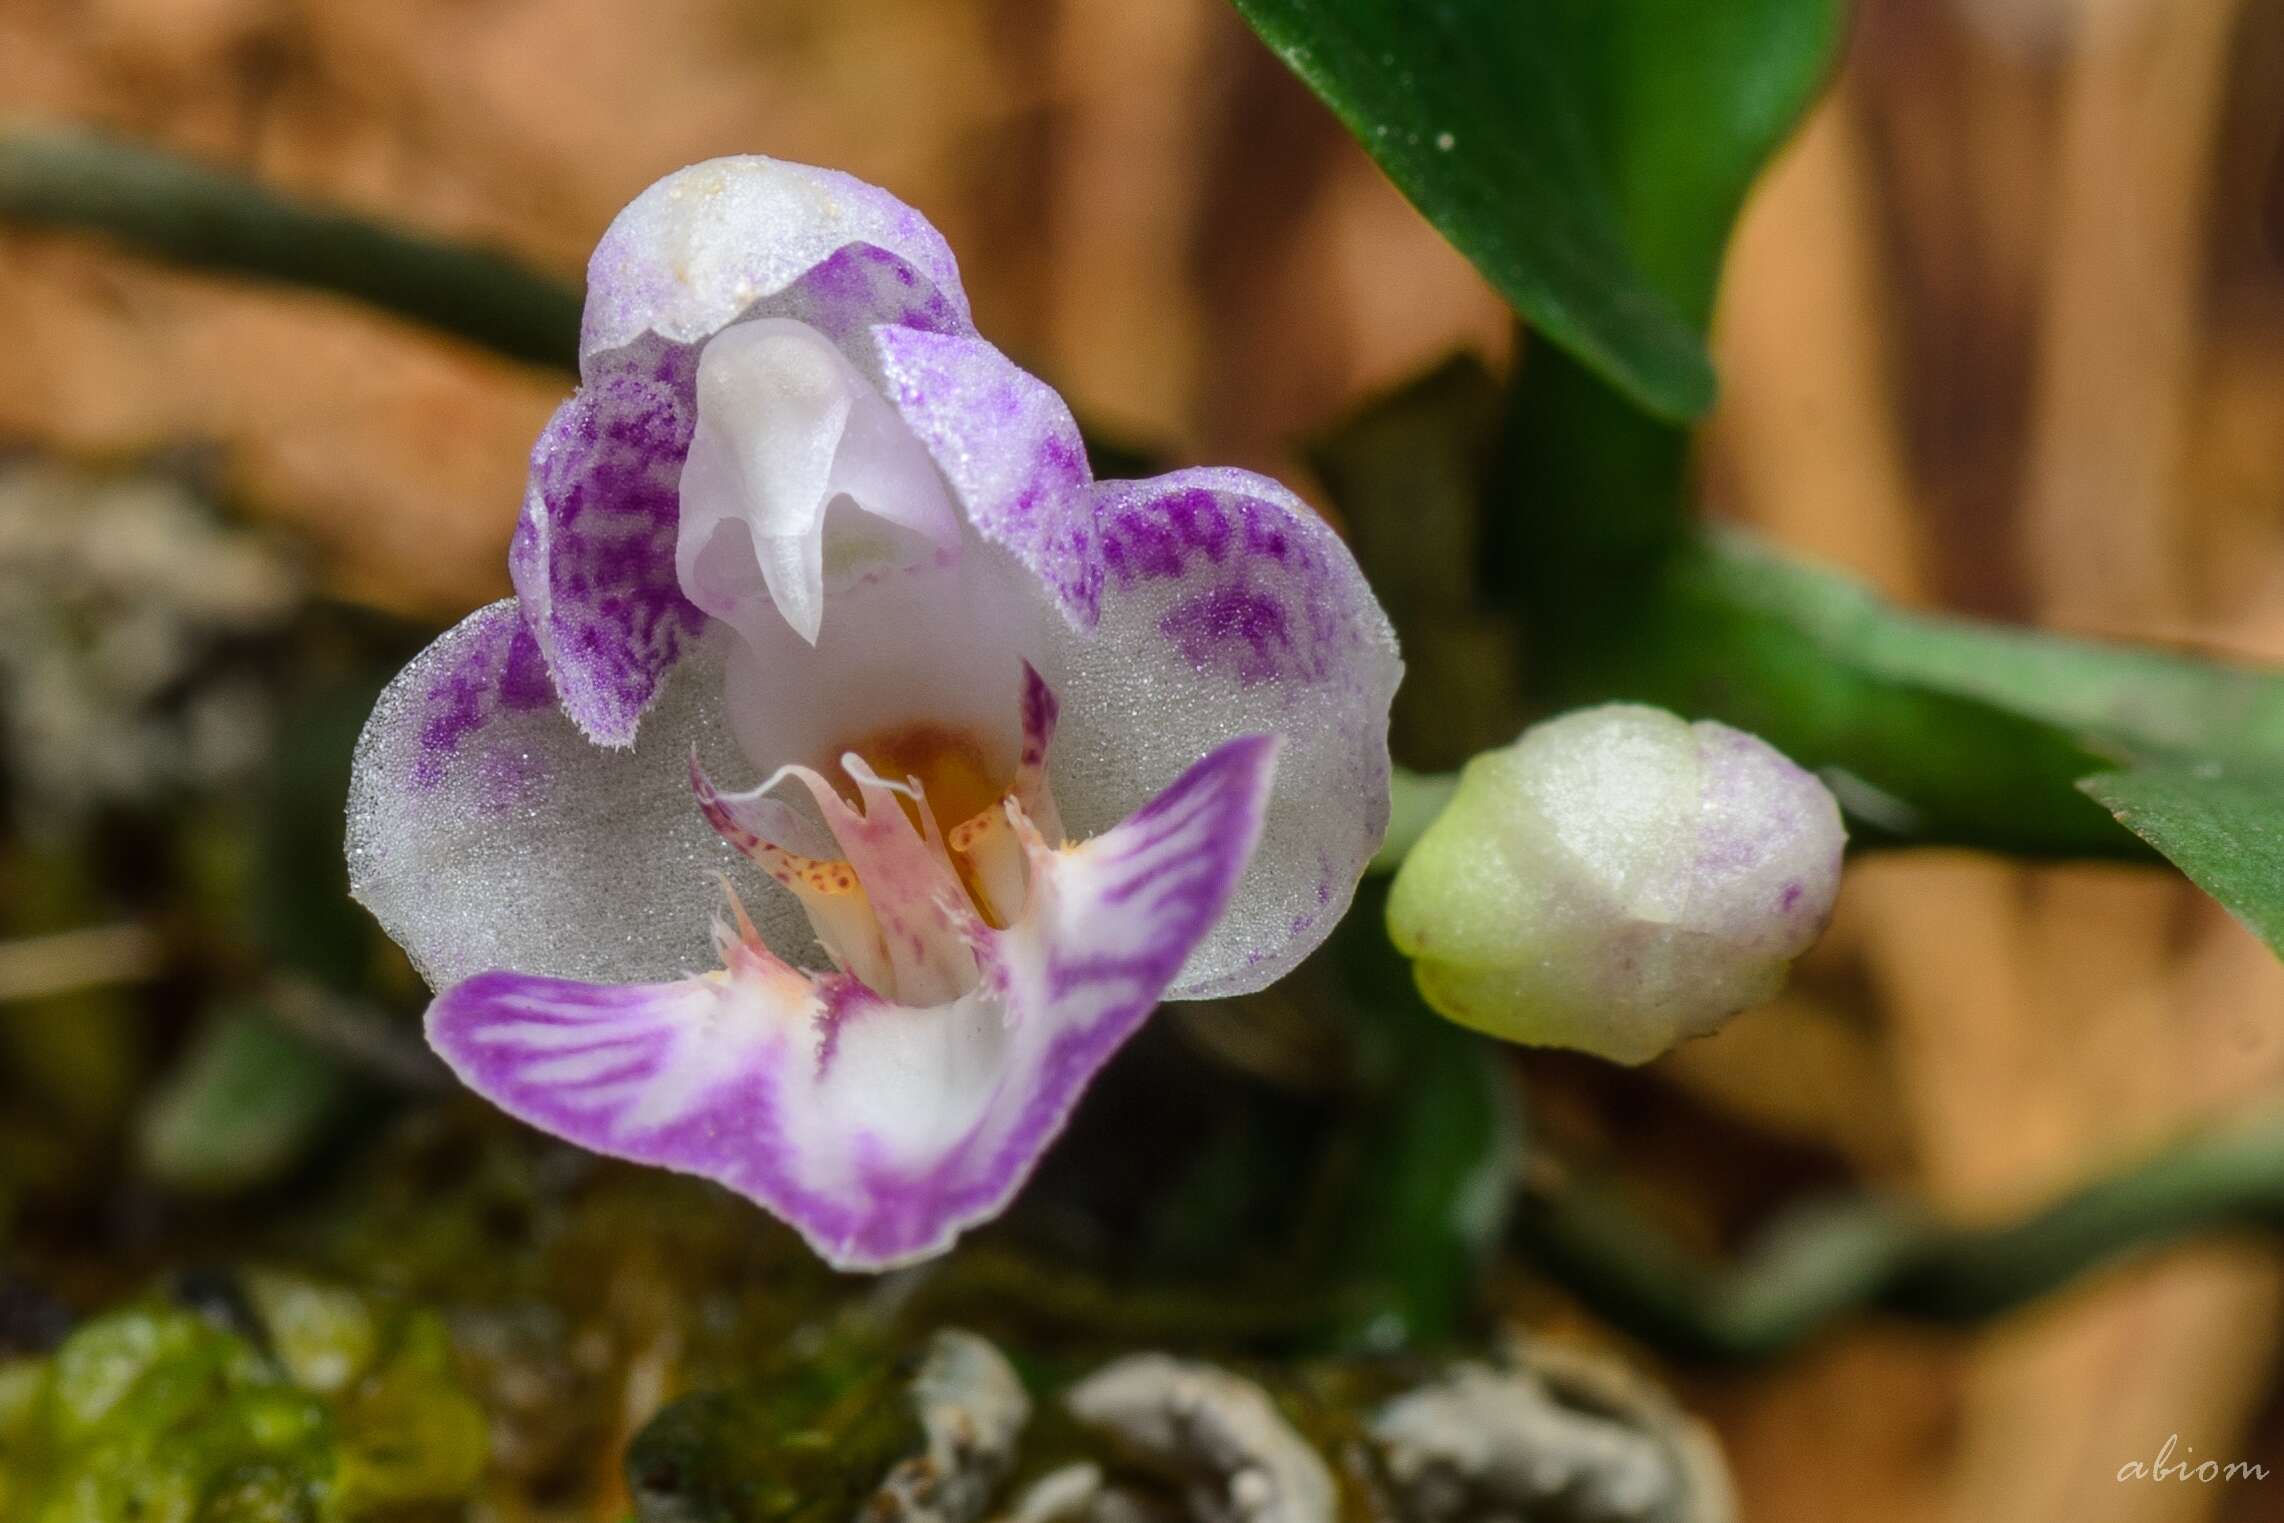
1386;704;1844;1063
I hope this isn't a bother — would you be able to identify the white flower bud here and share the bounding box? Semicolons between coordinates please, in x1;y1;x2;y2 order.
1386;704;1845;1063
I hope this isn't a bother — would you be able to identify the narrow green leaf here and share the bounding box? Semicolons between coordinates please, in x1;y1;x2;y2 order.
2082;767;2284;954
1566;531;2284;856
0;125;581;370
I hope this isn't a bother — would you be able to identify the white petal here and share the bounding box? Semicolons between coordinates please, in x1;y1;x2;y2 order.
347;603;814;990
1029;470;1402;999
678;318;958;647
719;541;1031;780
581;156;972;367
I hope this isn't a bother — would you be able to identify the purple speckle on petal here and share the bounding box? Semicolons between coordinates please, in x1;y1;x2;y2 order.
1159;583;1294;687
512;372;706;745
1098;478;1358;688
411;607;554;789
873;325;1104;626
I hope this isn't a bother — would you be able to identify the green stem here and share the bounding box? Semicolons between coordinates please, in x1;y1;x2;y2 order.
0;123;581;371
1369;766;1461;874
1518;1108;2284;1363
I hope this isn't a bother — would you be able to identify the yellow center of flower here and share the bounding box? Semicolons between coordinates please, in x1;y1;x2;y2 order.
828;722;1004;832
803;721;1027;930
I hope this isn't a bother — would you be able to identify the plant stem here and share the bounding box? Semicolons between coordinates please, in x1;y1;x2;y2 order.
1518;1108;2284;1363
1369;766;1461;874
0;123;581;371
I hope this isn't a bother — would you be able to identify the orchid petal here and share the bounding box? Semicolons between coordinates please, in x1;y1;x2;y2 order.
348;604;813;990
1034;469;1400;999
1013;661;1063;844
687;753;838;864
520;239;969;745
872;326;1101;627
718;547;1031;784
678;319;959;647
582;157;972;372
427;944;833;1182
778;755;979;1007
509;371;706;746
425;733;1277;1271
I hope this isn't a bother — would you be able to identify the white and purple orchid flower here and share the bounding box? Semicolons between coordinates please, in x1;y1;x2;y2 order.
346;157;1400;1270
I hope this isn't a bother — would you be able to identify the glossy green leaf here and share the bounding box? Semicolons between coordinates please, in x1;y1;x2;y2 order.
1234;0;1841;420
1541;531;2284;855
1485;0;1848;595
1303;348;2284;861
2082;767;2284;954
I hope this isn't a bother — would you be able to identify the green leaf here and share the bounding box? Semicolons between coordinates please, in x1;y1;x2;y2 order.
1550;0;1848;328
1231;0;1702;418
1563;531;2284;856
135;1006;350;1194
1483;0;1848;590
2082;767;2284;953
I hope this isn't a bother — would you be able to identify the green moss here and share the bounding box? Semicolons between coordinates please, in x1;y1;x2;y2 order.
0;1278;484;1522
625;1332;925;1523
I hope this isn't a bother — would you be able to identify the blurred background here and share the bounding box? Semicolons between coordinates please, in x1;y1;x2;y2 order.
4;0;2284;1519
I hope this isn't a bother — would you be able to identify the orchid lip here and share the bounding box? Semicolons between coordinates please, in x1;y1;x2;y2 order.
424;724;1283;1270
690;662;1063;1005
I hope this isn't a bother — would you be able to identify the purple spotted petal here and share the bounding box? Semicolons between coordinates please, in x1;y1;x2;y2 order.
511;373;705;745
425;732;1277;1271
873;326;1102;626
348;607;816;991
383;600;557;790
1033;468;1401;999
522;240;973;744
581;157;972;371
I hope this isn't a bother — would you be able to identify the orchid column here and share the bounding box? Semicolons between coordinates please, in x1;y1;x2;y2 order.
347;157;1401;1270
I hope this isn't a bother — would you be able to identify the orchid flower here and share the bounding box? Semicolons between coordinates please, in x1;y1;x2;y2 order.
347;157;1400;1270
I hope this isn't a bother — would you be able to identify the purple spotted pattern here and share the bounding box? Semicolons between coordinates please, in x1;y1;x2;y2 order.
510;370;705;746
353;153;1400;1268
579;156;974;369
1096;468;1366;690
767;243;966;358
425;731;1278;1270
1686;721;1844;951
409;602;555;788
519;240;978;745
1061;466;1400;1001
874;325;1103;627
